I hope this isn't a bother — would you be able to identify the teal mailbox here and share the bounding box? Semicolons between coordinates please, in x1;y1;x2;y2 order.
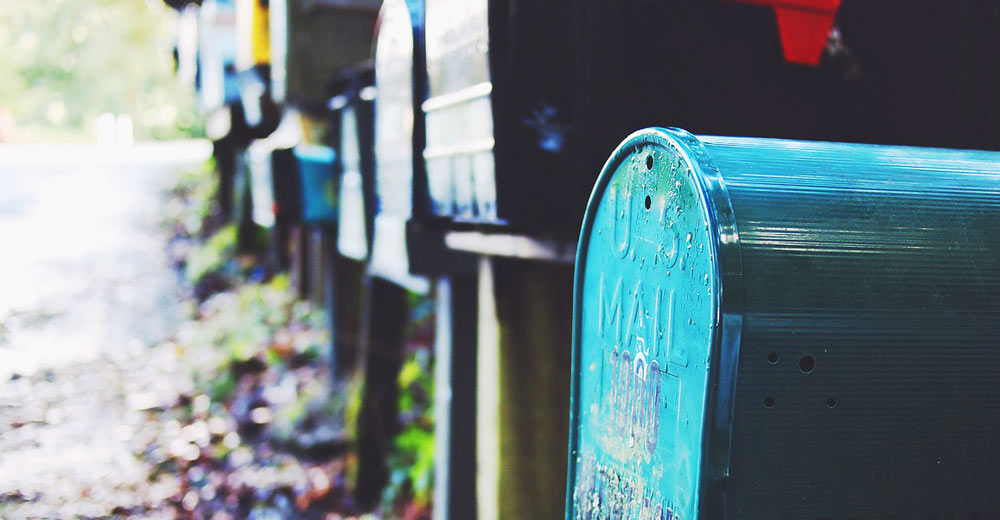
568;128;1000;519
294;144;338;225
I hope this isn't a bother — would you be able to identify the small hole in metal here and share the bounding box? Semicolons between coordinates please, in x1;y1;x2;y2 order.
644;195;651;210
764;396;775;408
827;397;838;408
799;355;815;373
767;352;778;364
646;155;654;170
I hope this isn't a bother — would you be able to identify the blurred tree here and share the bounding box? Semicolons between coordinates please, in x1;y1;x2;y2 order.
0;0;202;141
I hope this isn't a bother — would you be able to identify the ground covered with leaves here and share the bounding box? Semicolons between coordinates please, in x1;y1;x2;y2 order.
140;163;435;519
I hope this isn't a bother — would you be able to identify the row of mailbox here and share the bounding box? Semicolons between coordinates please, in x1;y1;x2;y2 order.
186;0;1000;275
176;0;1000;518
236;122;1000;519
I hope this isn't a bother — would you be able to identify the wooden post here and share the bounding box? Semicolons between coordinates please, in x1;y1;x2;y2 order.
477;257;574;520
330;254;366;381
213;138;237;222
288;224;310;300
433;275;478;520
355;276;411;510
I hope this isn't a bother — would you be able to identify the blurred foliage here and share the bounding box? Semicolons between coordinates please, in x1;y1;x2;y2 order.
150;274;366;517
157;145;438;517
164;159;220;238
0;0;202;141
179;275;327;404
185;224;238;286
390;349;435;508
380;292;435;517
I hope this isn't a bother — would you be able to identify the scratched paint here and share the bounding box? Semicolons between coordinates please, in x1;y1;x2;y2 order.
571;138;717;519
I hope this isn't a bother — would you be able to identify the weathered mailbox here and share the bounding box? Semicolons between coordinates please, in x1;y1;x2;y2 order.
568;128;1000;519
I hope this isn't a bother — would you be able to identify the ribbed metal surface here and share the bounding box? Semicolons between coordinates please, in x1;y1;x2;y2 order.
569;128;1000;519
705;136;1000;519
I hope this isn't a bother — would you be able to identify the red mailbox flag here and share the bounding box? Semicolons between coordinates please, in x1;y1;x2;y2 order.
729;0;841;65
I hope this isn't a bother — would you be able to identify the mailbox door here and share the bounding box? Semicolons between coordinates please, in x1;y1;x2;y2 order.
423;0;494;220
570;130;741;519
371;0;429;292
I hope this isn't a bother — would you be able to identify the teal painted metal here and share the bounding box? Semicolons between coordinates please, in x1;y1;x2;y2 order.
294;144;338;225
569;128;738;520
568;128;1000;519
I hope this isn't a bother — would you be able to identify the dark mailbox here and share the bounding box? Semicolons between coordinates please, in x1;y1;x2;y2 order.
568;128;1000;520
269;0;381;111
271;147;302;227
422;0;575;231
422;2;1000;238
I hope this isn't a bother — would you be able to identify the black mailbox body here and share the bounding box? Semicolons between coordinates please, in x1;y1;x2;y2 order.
422;1;1000;238
271;146;302;227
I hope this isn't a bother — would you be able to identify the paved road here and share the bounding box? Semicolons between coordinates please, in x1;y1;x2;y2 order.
0;141;210;517
0;142;209;377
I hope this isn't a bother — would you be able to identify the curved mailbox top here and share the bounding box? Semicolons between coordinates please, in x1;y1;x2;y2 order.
570;129;740;520
370;0;430;293
373;0;421;220
570;128;1000;519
